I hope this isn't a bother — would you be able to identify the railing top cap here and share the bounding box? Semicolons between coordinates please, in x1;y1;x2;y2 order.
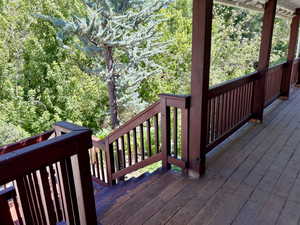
54;121;90;132
159;93;191;98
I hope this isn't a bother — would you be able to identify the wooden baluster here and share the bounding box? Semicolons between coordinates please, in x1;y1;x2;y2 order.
95;149;101;179
54;163;67;221
91;150;96;177
31;172;47;225
115;139;121;171
229;90;234;129
127;132;132;166
13;194;24;225
242;84;247;118
154;114;160;153
173;108;178;158
207;99;211;146
217;95;222;139
115;139;125;181
181;104;190;173
121;136;126;169
0;189;14;225
223;93;228;133
133;128;138;163
237;86;242;121
99;150;106;182
39;167;58;225
23;175;39;225
15;178;35;225
57;159;80;225
26;174;43;225
49;165;63;222
211;97;216;143
105;138;116;185
234;88;239;125
220;94;224;135
146;119;152;157
139;124;145;160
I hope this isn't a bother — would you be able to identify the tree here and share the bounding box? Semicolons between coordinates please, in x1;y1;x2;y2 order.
35;0;170;129
0;0;108;136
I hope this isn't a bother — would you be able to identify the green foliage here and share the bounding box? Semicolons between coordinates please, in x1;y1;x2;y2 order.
0;120;29;146
0;0;108;137
0;0;292;142
139;1;290;103
35;0;171;127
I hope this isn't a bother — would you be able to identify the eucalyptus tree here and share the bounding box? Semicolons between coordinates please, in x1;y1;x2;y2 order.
35;0;170;129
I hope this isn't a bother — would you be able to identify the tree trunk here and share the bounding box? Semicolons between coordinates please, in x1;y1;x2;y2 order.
105;47;120;129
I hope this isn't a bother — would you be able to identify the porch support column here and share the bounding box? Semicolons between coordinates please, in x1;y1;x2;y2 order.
251;0;277;122
281;9;300;96
189;0;213;177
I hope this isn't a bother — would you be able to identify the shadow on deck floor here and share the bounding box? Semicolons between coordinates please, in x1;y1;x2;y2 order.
95;89;300;225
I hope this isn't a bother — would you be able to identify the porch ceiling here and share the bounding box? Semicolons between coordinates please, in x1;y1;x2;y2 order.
216;0;300;18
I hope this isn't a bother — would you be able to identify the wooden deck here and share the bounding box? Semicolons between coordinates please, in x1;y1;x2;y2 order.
95;88;300;225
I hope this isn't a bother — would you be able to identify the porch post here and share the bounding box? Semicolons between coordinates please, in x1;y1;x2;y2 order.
189;0;213;177
281;9;300;96
251;0;277;122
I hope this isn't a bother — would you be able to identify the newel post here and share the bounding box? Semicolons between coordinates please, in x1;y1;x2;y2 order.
160;95;171;170
281;9;300;96
189;0;213;177
252;0;277;122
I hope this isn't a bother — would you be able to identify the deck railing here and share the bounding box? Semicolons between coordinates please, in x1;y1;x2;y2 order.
206;72;259;151
89;57;300;185
0;122;97;225
91;95;190;185
291;58;300;85
265;63;286;107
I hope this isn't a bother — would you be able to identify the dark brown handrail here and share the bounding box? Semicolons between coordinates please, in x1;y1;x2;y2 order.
208;71;261;98
0;122;97;225
107;101;161;144
0;130;54;155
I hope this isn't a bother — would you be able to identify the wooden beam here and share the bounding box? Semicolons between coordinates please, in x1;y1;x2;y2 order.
252;0;277;122
189;0;213;176
281;9;300;96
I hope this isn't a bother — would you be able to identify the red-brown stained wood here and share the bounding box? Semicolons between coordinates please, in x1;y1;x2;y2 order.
120;136;126;169
154;114;160;154
112;153;163;180
99;150;106;182
105;139;115;186
173;108;178;158
49;165;63;222
181;106;190;171
139;124;145;160
281;11;300;96
107;102;160;143
95;149;101;179
0;187;16;225
133;128;138;164
146;119;152;157
189;0;213;175
40;167;57;225
0;130;54;155
15;177;35;225
126;132;132;166
252;0;277;121
114;140;121;171
161;96;171;170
